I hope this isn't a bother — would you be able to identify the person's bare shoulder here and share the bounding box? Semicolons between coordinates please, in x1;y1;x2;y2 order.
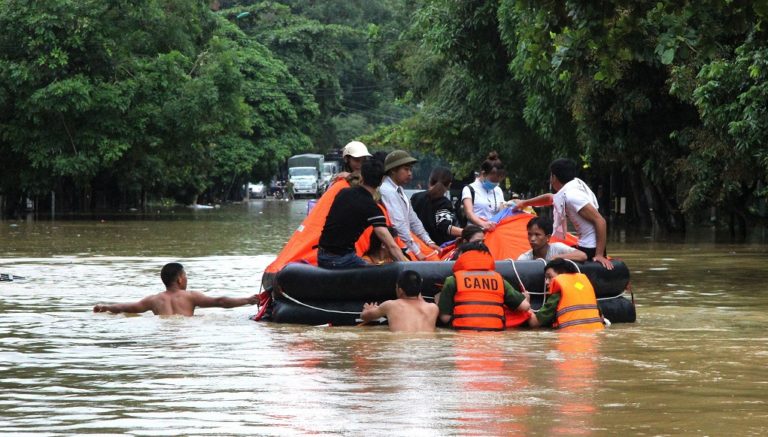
377;299;397;314
424;300;439;315
143;291;168;305
186;290;214;304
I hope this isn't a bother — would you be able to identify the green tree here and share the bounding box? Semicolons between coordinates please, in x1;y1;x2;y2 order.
0;0;316;213
370;0;551;188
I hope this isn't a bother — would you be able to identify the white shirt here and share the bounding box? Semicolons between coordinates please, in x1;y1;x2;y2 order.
461;179;506;221
553;178;599;248
517;242;579;261
380;176;434;255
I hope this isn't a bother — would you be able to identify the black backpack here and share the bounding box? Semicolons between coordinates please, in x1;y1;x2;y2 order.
453;185;475;228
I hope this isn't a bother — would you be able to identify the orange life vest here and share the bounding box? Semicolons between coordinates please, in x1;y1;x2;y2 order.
549;273;604;332
451;251;505;331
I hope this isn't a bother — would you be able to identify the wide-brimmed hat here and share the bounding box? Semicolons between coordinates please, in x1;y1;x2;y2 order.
342;141;372;158
384;150;418;172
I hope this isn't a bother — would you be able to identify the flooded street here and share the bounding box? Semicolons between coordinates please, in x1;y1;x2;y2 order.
1;200;767;435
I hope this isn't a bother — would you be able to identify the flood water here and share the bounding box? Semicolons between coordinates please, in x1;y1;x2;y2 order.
1;199;767;435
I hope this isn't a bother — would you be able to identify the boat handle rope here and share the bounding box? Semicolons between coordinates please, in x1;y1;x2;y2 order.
504;258;628;308
280;290;363;315
565;259;582;273
506;258;548;311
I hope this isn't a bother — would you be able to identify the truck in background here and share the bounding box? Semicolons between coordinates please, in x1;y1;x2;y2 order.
322;161;341;190
287;154;324;198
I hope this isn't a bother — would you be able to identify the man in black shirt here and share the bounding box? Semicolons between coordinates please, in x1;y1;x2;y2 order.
318;160;409;269
410;167;463;245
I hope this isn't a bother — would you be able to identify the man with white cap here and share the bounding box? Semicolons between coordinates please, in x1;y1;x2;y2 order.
334;140;373;187
380;150;440;260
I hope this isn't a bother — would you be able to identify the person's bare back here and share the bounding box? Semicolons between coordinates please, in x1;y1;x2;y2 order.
376;298;439;332
132;290;207;316
360;270;438;332
93;263;258;316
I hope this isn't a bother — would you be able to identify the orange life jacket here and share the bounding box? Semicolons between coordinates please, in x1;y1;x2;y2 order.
451;251;505;331
550;273;604;332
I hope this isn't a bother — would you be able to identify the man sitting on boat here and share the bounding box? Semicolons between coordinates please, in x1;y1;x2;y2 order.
528;259;604;331
317;160;409;269
360;270;439;332
512;158;613;269
517;216;587;262
380;150;441;260
332;140;372;188
437;242;531;331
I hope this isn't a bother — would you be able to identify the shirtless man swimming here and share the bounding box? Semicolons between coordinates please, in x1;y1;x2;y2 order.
360;270;438;332
93;263;258;316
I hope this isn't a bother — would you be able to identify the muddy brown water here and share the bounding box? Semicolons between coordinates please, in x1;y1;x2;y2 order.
1;200;766;435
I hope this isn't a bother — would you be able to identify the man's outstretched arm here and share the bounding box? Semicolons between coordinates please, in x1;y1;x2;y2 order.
513;193;553;210
94;297;152;314
361;301;390;322
192;292;259;309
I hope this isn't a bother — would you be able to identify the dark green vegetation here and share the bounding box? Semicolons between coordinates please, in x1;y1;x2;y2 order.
1;1;767;234
0;0;411;213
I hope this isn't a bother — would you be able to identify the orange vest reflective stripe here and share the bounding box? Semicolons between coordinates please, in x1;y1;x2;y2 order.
452;270;506;331
550;273;604;332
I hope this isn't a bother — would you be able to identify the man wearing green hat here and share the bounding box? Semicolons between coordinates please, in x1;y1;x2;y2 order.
380;150;440;260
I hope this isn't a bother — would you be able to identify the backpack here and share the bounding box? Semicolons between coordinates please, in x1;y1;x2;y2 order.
454;185;475;228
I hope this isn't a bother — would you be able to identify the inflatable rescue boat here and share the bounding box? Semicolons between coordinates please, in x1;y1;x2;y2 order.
254;178;636;327
263;260;635;326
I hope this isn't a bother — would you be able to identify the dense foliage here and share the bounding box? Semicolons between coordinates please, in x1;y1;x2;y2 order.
376;0;768;232
1;0;766;233
0;0;408;214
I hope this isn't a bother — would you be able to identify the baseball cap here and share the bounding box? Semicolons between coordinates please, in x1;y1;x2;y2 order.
342;141;372;158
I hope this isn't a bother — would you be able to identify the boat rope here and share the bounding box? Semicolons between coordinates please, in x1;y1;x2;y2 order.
280;291;362;315
505;258;548;310
565;259;582;273
510;259;526;292
596;290;628;301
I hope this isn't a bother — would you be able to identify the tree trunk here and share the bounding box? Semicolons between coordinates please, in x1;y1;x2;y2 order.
627;167;651;228
639;170;676;234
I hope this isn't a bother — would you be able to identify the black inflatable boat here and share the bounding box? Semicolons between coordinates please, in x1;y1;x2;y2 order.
260;260;635;326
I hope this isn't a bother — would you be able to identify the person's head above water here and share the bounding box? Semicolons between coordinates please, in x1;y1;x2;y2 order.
160;262;187;289
397;270;423;297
